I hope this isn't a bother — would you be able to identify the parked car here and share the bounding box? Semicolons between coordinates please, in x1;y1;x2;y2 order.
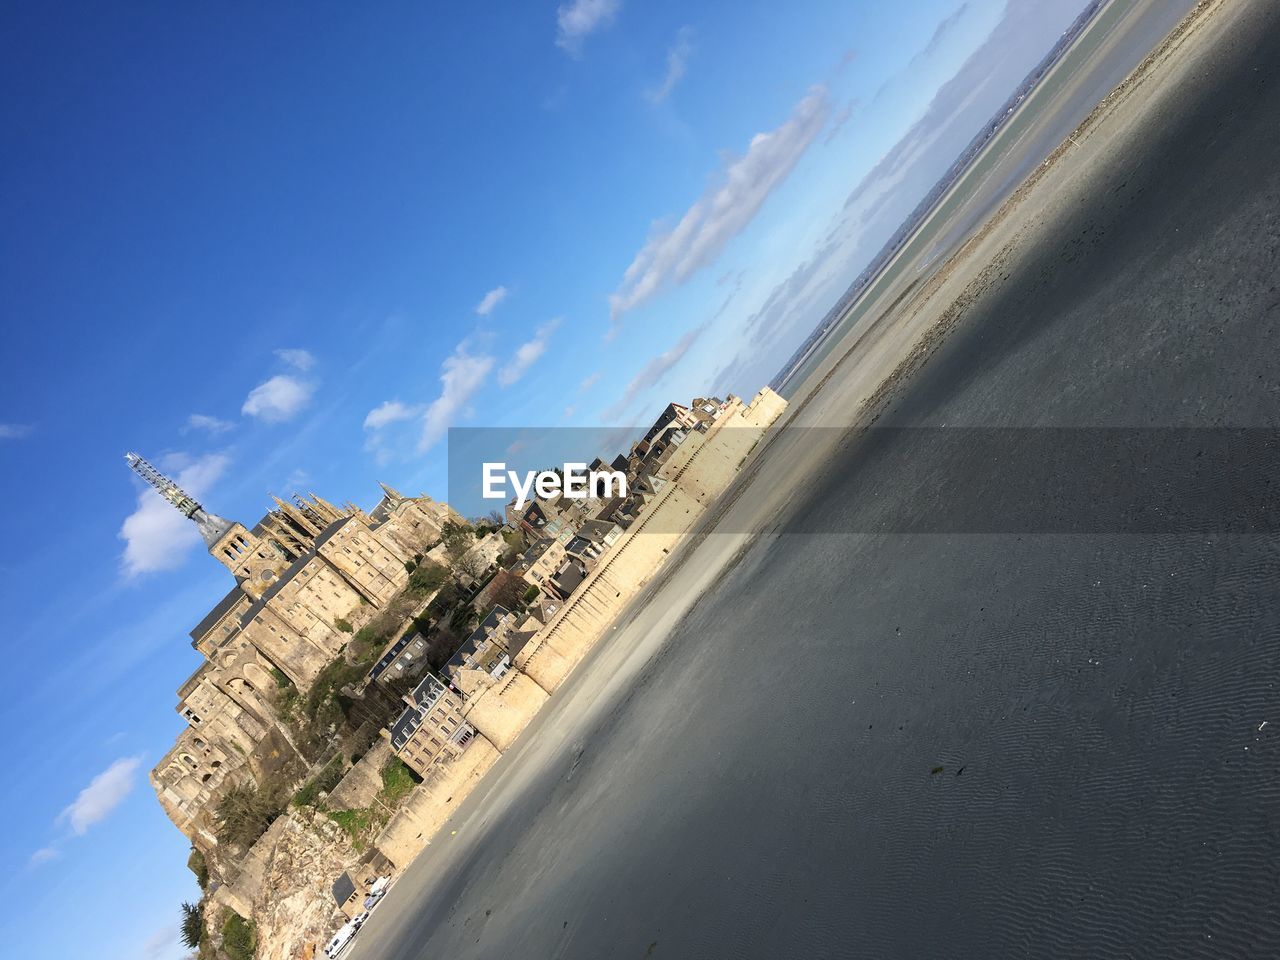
364;875;393;910
323;921;357;958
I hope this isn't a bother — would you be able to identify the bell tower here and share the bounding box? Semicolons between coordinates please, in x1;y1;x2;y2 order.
207;522;290;596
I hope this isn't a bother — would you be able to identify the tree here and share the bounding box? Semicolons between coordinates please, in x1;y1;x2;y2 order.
426;582;461;618
488;570;527;612
215;781;284;850
455;550;488;581
448;602;476;634
408;560;449;595
424;627;461;672
441;521;473;561
179;901;203;949
486;509;506;526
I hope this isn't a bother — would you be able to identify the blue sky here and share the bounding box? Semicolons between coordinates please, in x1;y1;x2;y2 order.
0;2;1092;957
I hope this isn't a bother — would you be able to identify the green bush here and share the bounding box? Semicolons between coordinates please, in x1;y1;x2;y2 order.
347;625;387;667
334;617;354;633
221;912;256;960
304;659;366;730
522;583;540;603
187;847;209;888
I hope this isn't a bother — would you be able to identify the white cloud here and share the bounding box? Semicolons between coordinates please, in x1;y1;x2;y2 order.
578;371;601;393
608;86;829;329
57;756;142;836
119;452;231;577
498;318;560;387
363;400;422;431
28;846;60;867
646;26;694;104
182;413;234;435
241;375;315;423
556;0;621;55
0;422;33;439
419;344;496;452
475;285;509;316
563;405;576;419
603;325;704;421
275;348;316;371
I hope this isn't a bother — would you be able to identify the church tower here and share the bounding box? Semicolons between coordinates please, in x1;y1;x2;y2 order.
125;452;290;596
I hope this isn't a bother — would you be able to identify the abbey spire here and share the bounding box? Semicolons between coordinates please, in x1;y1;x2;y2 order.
124;452;234;548
125;451;289;595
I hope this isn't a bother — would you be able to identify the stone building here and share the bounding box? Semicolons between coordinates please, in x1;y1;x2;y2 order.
127;453;456;859
510;536;567;589
384;674;476;777
442;606;530;684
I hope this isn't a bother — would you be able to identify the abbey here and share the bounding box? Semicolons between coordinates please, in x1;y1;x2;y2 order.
128;453;458;856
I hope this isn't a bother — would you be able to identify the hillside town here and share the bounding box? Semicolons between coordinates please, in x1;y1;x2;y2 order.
146;387;786;960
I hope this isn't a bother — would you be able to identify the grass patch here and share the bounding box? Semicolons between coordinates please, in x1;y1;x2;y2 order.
221;912;256;960
327;808;376;850
379;757;419;806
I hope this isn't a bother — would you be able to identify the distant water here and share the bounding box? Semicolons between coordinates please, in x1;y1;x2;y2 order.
779;0;1204;397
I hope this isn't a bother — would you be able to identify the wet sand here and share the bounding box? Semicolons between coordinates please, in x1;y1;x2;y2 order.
350;1;1280;957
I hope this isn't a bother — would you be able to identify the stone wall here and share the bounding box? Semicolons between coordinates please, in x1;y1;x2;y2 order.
375;737;501;867
455;668;550;751
325;739;393;811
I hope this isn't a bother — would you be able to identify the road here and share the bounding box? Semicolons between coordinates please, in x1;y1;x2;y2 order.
351;2;1280;957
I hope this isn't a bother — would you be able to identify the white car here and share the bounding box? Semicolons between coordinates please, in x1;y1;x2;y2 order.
323;921;358;958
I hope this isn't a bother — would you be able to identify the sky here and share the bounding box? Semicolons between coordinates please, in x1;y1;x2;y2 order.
0;1;1094;957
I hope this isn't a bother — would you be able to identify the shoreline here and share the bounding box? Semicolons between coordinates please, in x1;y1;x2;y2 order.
777;0;1226;440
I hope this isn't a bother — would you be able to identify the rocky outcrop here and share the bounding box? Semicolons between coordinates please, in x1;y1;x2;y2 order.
216;809;358;960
